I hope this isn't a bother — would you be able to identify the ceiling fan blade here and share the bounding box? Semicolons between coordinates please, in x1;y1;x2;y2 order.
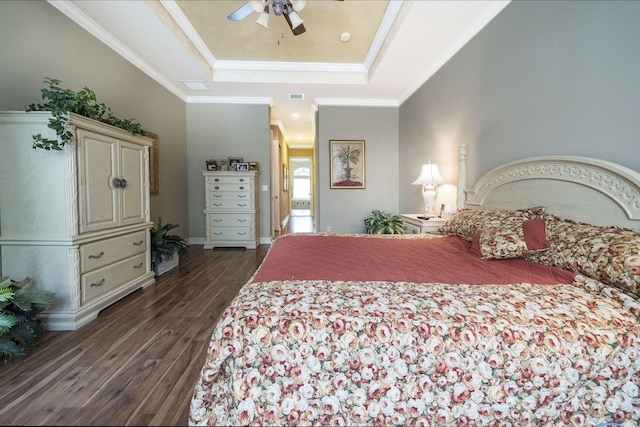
227;2;254;22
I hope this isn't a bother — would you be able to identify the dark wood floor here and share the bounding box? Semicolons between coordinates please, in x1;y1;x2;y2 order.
0;244;269;426
0;211;315;426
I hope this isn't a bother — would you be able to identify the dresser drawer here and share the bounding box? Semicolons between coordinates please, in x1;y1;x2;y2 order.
209;213;253;227
207;175;251;185
209;189;251;201
81;253;147;303
209;227;253;241
208;199;253;210
208;182;252;193
80;230;147;273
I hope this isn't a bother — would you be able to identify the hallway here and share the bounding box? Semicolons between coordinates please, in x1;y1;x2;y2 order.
284;209;314;234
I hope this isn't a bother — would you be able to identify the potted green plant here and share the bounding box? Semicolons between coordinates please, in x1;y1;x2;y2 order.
25;77;144;150
364;210;404;234
151;219;189;276
0;276;56;363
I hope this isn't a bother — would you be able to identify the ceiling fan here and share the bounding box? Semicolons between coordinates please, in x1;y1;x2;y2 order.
228;0;307;36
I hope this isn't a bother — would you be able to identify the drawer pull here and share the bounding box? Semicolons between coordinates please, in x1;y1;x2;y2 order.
133;240;144;246
213;219;223;222
237;203;247;207
90;278;106;287
213;194;222;198
237;232;247;236
237;219;247;223
213;232;223;236
239;178;245;182
239;186;245;190
88;251;104;259
213;203;223;207
133;262;144;269
214;186;220;190
214;178;220;182
237;195;247;198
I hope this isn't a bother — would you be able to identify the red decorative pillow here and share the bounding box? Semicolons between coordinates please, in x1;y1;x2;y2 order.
472;219;550;259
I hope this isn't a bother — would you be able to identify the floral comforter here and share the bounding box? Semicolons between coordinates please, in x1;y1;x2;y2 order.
190;273;640;426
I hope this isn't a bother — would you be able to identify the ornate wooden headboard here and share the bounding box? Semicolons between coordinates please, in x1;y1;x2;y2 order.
457;144;640;229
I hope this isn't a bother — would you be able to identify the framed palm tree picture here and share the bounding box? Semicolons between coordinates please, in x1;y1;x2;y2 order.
330;140;365;189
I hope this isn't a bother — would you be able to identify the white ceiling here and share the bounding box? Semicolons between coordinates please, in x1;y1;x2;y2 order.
49;0;509;148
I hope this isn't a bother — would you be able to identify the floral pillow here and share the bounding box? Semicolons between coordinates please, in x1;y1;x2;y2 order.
434;206;546;241
471;219;550;259
526;214;640;298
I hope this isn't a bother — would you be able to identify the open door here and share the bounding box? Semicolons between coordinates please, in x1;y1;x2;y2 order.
270;135;281;238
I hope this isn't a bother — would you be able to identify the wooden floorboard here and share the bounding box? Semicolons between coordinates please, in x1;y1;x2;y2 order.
0;244;269;426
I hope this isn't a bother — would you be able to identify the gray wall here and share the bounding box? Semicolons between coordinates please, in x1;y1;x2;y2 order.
186;103;271;241
399;0;640;214
0;0;189;233
317;105;399;233
3;1;640;240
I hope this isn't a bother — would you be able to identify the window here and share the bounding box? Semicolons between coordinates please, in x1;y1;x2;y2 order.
292;167;310;200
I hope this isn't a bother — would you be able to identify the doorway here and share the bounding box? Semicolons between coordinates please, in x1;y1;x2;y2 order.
289;157;314;232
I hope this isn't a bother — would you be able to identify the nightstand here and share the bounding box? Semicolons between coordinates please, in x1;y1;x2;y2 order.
401;214;447;234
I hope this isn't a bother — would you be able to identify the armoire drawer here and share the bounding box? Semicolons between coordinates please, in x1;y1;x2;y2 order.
80;230;146;273
81;253;147;304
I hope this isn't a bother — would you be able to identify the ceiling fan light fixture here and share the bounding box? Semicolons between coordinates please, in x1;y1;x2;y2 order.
291;0;306;12
249;0;265;13
256;6;270;28
272;0;285;16
288;11;304;30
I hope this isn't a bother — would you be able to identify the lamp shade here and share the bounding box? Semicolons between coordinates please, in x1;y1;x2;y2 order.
250;0;266;13
287;11;304;29
256;9;270;28
412;163;446;186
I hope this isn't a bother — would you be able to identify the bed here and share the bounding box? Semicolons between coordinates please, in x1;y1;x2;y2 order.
189;146;640;426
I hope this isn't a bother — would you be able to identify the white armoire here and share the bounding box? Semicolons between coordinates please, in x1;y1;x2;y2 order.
0;111;156;330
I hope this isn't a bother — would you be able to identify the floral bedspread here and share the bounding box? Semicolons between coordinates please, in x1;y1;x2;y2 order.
189;275;640;426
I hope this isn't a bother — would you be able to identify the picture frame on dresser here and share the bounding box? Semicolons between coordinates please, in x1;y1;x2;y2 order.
206;160;217;171
217;159;228;171
237;162;249;171
228;157;243;171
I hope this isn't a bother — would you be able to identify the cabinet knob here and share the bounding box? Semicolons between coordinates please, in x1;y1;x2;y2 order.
239;178;245;182
214;178;220;182
214;186;220;190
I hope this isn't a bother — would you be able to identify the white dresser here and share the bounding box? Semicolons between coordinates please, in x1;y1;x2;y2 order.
0;111;155;330
203;171;259;249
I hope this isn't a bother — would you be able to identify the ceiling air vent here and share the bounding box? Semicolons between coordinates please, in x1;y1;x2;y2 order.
288;93;304;100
